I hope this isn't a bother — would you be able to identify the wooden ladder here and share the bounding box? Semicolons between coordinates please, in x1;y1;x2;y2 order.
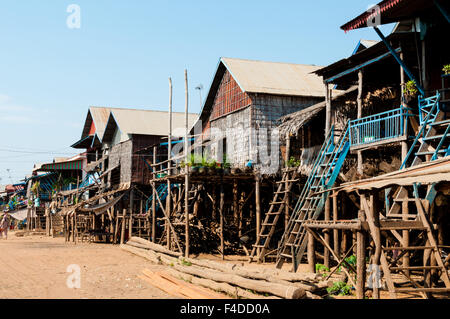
249;168;299;263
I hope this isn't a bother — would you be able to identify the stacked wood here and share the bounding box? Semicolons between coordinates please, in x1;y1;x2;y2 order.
121;237;329;299
140;269;230;299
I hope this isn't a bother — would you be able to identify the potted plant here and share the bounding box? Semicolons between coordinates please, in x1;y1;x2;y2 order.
216;162;223;175
207;160;217;174
198;157;208;175
187;154;198;174
179;161;186;174
442;64;450;76
404;80;418;103
223;162;231;175
286;156;301;168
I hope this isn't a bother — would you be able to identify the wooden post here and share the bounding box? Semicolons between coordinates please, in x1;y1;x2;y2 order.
152;146;157;243
307;230;316;273
255;175;261;258
184;69;190;258
324;198;331;269
369;192;381;299
285;133;291;229
219;184;225;260
400;52;410;277
120;205;127;245
167;77;173;249
357;70;364;177
129;189;134;239
325;83;331;137
333;191;339;257
166;183;171;249
356;210;366;299
238;191;245;238
232;181;238;224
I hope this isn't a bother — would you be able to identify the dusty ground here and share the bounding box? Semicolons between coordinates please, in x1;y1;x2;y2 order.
0;231;171;299
0;231;429;300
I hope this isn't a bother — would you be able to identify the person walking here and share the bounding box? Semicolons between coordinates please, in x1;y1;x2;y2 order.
0;213;11;240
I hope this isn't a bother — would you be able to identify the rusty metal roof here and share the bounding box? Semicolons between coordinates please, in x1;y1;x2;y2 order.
221;57;325;97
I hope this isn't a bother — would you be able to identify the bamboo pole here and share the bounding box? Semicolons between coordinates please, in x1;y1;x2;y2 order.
184;69;190;258
167;77;173;249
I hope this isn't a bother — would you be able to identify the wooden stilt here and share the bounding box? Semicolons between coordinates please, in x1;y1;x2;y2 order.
152;146;157;243
255;175;261;259
219;184;225;260
307;231;316;273
332;191;339;257
120;206;127;245
129;189;134;240
324;198;331;269
356;210;366;299
166;181;171;249
357;70;363;176
285;133;291;229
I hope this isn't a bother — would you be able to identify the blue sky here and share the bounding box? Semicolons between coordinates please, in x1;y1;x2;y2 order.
0;0;392;184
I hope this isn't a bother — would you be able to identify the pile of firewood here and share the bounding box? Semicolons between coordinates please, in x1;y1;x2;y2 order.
121;236;342;299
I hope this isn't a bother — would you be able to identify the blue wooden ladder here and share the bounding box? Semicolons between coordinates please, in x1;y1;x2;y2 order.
276;124;351;271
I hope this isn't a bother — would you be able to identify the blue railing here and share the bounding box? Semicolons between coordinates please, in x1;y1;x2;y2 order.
418;94;440;126
349;107;410;147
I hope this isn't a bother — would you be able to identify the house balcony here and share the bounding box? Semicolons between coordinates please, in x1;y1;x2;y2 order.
348;107;411;151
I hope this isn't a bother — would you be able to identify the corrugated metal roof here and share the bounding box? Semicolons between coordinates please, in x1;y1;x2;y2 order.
105;108;198;139
221;57;325;97
89;107;111;138
337;158;450;192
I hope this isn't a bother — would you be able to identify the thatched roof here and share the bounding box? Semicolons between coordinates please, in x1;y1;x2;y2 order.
278;86;358;138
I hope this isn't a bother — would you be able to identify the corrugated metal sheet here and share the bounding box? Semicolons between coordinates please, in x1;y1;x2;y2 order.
106;108;198;139
338;158;450;192
89;107;111;139
221;58;325;97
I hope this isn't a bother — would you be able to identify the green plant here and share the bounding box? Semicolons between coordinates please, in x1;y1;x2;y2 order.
315;263;330;274
207;160;217;168
443;64;450;75
326;281;352;296
180;161;186;168
339;255;357;273
286;156;301;168
405;80;418;96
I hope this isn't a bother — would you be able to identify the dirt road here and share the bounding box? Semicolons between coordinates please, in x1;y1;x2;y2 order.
0;232;171;299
